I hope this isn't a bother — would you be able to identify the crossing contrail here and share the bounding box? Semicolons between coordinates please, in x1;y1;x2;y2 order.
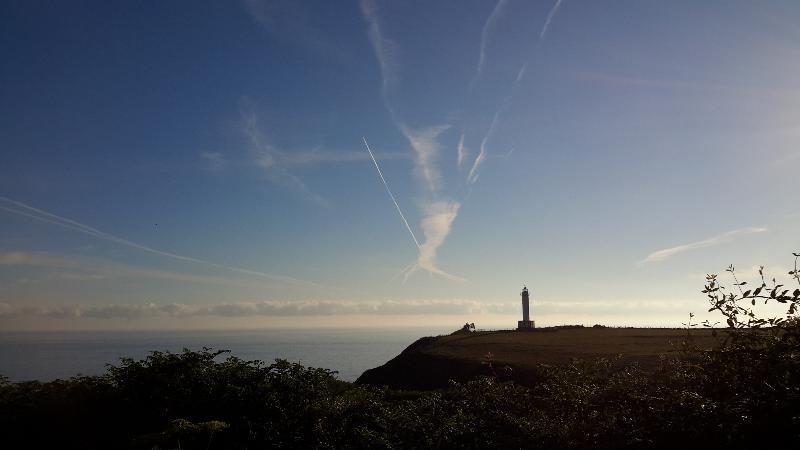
362;137;421;249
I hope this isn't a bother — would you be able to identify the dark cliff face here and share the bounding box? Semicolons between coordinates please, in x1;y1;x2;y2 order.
355;336;490;390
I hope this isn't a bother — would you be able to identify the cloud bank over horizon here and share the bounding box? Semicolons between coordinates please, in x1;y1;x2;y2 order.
0;296;736;323
0;299;515;320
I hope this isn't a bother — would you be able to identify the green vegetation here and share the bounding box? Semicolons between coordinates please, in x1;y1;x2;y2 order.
1;254;799;449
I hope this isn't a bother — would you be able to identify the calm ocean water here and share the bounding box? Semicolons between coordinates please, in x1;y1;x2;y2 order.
0;327;449;383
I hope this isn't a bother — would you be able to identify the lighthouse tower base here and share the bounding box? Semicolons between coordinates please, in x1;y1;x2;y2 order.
517;320;535;331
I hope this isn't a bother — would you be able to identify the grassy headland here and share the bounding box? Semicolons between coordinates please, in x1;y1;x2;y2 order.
357;327;722;389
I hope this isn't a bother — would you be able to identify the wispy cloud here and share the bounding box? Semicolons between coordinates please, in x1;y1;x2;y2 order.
0;251;81;269
365;125;463;281
400;124;450;193
0;251;284;290
359;2;463;281
0;197;316;287
465;0;549;188
641;226;768;264
515;64;527;82
473;0;508;86
466;151;485;185
358;0;568;281
467;112;499;184
360;0;399;109
462;0;566;188
539;0;564;40
457;133;468;167
240;108;331;208
201;151;227;172
0;298;513;320
243;0;347;60
403;201;464;282
363;137;463;281
401;126;465;281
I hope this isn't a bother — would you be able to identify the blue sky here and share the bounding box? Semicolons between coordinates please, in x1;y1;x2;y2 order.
1;0;798;330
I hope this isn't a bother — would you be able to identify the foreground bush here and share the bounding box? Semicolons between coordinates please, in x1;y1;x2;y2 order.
1;254;798;448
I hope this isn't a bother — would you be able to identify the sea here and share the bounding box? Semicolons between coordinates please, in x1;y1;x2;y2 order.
0;327;449;383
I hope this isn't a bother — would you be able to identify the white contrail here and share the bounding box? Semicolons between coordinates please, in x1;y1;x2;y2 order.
473;0;508;87
0;205;101;237
0;196;317;286
362;137;421;249
515;64;527;82
640;226;768;264
360;0;401;122
464;1;564;186
467;112;499;184
540;0;564;40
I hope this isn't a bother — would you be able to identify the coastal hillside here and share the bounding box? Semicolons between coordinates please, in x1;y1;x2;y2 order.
357;327;720;389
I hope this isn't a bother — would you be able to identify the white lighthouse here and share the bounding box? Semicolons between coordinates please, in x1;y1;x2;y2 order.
517;286;535;330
